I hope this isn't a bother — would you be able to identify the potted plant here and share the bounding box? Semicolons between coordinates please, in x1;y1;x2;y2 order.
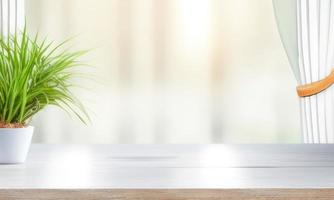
0;28;89;164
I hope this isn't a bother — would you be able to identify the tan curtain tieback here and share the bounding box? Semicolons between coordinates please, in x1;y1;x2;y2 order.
297;69;334;97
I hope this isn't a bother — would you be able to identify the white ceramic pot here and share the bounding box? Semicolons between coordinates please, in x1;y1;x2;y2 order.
0;126;34;164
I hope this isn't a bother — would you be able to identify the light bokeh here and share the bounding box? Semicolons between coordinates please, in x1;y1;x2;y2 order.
26;0;300;143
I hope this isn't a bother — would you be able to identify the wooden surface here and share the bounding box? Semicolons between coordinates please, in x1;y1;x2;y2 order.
1;189;334;200
1;144;334;199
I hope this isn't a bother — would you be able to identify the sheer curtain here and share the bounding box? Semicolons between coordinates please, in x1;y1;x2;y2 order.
0;0;25;35
274;0;334;143
24;0;299;143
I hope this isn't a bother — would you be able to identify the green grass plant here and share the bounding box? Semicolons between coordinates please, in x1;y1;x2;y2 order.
0;28;89;127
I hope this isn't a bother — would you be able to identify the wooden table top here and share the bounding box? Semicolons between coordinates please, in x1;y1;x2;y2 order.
1;144;334;189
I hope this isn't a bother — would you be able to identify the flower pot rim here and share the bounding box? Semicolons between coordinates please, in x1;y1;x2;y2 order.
0;126;34;130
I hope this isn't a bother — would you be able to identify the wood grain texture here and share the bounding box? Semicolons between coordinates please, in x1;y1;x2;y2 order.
1;189;334;200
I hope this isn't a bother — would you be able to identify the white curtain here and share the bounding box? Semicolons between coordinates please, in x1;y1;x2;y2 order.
0;0;25;35
274;0;334;143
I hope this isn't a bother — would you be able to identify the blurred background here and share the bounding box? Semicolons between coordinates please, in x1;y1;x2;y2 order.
26;0;299;143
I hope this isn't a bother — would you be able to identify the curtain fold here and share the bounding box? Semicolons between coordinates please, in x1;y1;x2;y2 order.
298;0;334;143
275;0;334;143
0;0;24;35
273;0;334;143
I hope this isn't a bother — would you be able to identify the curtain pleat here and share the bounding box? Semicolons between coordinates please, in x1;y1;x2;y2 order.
297;0;334;143
0;0;24;36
